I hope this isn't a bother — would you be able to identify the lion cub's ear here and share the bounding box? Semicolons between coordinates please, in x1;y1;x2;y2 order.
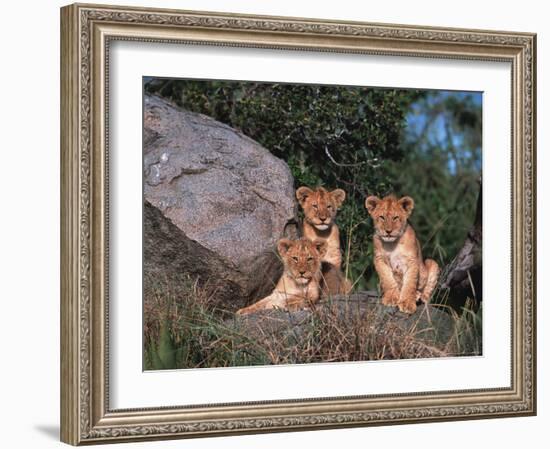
296;187;314;206
277;238;294;257
398;196;415;215
365;196;380;215
312;239;328;258
330;189;346;208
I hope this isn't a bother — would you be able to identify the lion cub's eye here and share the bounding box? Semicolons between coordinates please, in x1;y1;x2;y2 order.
392;216;399;222
312;204;318;209
379;216;385;222
327;204;333;210
292;256;299;262
307;257;314;262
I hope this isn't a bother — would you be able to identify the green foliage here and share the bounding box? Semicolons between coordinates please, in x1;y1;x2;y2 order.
146;319;176;370
389;92;482;265
145;79;481;291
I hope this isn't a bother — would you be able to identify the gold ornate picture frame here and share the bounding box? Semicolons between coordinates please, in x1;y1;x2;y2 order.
60;3;536;445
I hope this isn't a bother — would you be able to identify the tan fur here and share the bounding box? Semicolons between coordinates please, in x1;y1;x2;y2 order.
297;186;344;268
296;186;352;295
236;238;327;315
321;264;352;296
365;195;440;314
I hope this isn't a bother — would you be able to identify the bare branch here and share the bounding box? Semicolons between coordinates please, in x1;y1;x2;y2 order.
324;145;366;167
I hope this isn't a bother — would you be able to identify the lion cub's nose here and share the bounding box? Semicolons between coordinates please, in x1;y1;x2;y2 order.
299;270;306;275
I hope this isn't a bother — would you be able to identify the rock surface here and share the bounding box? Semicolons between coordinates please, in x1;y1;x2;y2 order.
230;292;456;356
143;94;297;308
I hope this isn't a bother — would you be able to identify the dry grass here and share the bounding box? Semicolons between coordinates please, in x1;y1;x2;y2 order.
143;274;481;370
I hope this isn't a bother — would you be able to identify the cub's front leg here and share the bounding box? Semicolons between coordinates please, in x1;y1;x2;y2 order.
374;256;400;306
236;291;286;315
397;261;419;314
420;258;440;303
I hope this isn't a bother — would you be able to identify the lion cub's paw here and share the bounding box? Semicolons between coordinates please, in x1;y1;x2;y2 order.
397;300;417;314
420;292;432;304
381;288;400;306
236;307;251;315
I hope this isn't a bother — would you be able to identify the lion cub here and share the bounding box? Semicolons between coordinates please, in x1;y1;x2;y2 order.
236;237;327;315
365;195;440;314
296;186;351;295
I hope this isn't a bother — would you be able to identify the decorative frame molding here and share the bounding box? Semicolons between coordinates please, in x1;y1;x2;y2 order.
60;3;536;445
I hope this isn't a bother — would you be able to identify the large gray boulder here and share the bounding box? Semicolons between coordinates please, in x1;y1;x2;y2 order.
143;94;297;309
